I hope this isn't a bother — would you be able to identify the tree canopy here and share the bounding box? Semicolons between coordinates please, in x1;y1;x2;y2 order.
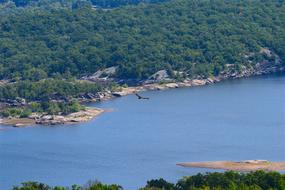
0;0;284;82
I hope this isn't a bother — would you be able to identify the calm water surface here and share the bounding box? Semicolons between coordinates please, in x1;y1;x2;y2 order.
1;75;285;189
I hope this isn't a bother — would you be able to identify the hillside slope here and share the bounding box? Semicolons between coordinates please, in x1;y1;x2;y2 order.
0;0;284;81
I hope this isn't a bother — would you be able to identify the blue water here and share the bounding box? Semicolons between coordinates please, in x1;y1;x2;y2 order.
0;75;285;190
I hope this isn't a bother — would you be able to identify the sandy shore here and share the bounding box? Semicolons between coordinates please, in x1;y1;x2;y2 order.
177;160;285;171
0;107;104;127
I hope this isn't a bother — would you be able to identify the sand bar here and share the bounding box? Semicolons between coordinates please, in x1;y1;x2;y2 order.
177;160;285;171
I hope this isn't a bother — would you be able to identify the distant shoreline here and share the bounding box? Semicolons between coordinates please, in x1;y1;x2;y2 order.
109;69;285;99
1;68;284;128
0;77;218;128
0;107;104;127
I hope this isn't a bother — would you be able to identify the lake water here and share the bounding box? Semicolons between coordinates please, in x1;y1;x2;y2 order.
1;74;285;190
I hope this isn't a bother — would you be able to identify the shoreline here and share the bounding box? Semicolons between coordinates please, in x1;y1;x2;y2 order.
110;70;285;99
1;68;284;128
0;77;218;127
0;107;104;127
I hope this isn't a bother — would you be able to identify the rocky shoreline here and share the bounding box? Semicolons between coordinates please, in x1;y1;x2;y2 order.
0;51;284;128
0;77;221;128
0;107;104;127
103;63;285;100
77;50;285;102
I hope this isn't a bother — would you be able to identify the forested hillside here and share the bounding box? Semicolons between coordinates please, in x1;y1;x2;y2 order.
0;0;284;82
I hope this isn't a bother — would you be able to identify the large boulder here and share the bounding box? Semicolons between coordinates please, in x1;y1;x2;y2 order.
149;70;169;81
144;70;172;84
82;66;117;81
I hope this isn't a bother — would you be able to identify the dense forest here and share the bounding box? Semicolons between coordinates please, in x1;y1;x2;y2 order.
0;0;284;81
12;171;285;190
0;0;284;106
